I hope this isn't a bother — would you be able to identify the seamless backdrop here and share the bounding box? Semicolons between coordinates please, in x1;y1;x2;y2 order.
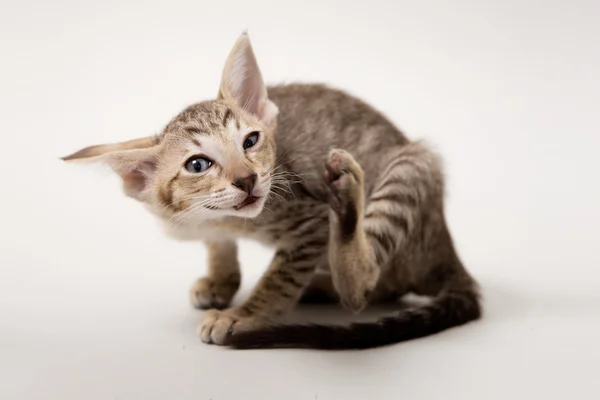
1;0;599;399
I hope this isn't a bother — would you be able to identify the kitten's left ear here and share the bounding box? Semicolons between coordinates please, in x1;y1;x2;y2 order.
218;33;278;128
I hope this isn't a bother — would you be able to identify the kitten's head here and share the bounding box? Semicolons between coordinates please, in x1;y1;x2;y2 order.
62;33;279;223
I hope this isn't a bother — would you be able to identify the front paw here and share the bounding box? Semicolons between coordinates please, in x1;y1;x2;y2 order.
190;275;240;310
198;308;264;345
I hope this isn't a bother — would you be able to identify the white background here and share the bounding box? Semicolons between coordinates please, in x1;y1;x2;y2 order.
1;0;599;399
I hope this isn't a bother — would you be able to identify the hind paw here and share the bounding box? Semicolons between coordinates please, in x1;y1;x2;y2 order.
323;149;364;240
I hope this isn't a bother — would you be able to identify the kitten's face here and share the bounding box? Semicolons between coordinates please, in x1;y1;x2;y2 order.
152;100;276;221
63;33;280;226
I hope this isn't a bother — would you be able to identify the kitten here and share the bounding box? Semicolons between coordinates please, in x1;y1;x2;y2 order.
63;33;481;349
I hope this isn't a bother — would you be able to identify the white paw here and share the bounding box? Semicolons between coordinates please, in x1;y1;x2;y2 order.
197;308;262;345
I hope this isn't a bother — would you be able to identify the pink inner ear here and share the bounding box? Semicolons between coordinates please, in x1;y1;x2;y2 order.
232;73;264;116
122;169;146;195
116;159;157;200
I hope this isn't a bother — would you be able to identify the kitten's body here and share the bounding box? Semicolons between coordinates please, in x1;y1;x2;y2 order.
64;35;480;349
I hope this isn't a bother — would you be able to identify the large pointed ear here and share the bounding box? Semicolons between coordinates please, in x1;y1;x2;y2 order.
218;33;278;128
62;136;161;201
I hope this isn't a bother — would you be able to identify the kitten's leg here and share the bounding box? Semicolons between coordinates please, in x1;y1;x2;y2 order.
324;149;379;312
325;143;439;312
190;241;241;310
198;239;324;345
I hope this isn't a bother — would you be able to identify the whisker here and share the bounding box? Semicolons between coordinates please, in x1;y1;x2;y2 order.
267;188;288;203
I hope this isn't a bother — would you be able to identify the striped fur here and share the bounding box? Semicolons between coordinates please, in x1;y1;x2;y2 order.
63;33;481;349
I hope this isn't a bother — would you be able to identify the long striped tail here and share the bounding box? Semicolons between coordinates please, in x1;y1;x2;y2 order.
226;288;481;350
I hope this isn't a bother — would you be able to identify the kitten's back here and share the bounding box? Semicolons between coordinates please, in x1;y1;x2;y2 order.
268;84;409;194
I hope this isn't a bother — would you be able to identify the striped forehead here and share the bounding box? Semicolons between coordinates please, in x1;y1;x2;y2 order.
164;101;243;136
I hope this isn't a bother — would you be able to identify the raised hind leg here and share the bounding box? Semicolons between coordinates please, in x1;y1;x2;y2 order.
324;149;377;312
324;142;444;312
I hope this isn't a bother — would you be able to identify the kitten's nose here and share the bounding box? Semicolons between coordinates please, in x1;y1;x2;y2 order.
232;173;257;195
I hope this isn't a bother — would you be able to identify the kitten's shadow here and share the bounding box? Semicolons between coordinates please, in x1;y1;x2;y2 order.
231;289;419;326
181;278;600;366
232;278;600;327
283;301;402;325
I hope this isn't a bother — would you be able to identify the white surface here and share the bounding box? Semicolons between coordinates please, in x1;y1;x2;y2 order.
1;0;599;399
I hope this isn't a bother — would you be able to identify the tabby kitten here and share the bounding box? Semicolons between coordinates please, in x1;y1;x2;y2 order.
63;33;481;349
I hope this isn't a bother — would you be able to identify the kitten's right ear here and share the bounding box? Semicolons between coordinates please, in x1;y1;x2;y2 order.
218;33;278;129
62;136;161;201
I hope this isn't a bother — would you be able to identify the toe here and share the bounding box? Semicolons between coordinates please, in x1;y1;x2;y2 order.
325;161;342;180
211;317;236;345
199;311;218;344
200;323;213;344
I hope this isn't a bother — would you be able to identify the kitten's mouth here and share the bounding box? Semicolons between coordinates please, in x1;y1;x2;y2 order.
233;195;260;210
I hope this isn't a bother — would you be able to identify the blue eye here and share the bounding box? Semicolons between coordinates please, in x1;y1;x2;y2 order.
243;132;260;150
185;157;212;173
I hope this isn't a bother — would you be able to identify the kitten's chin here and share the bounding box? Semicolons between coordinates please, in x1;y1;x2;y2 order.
232;196;266;219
